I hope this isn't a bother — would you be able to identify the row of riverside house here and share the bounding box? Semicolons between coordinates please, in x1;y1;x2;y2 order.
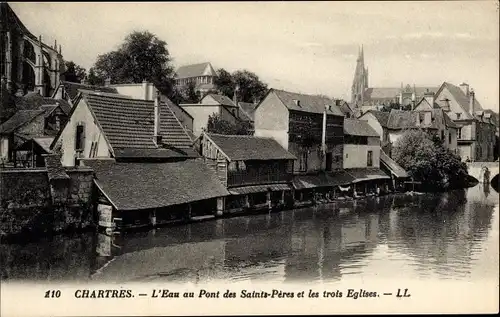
41;81;409;232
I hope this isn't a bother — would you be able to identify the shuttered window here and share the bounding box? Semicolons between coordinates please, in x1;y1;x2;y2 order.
75;124;85;152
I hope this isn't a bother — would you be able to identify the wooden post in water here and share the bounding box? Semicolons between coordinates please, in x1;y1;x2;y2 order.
244;195;250;208
187;204;192;221
149;209;157;227
216;197;224;217
266;189;272;211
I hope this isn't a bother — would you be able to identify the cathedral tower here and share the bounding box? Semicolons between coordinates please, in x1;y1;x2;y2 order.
351;45;369;107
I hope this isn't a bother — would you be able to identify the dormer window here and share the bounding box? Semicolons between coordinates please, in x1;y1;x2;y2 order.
456;113;461;120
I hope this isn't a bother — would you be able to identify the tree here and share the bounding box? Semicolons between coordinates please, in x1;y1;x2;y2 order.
87;68;102;86
233;70;268;103
206;113;252;135
214;68;235;98
62;61;87;83
214;68;268;104
393;129;469;190
90;31;176;96
180;81;201;104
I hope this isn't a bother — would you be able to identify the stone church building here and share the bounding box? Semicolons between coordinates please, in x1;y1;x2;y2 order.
1;2;64;97
350;45;437;113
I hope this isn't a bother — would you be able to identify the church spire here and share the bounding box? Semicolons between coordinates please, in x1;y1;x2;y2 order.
351;44;368;106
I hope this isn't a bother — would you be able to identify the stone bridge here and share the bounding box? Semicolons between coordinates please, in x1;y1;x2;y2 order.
467;162;499;185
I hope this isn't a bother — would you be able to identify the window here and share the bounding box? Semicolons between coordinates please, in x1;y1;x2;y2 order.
75;124;85;152
441;130;445;140
448;132;452;144
299;151;308;172
456;113;461;120
458;128;462;139
367;151;373;167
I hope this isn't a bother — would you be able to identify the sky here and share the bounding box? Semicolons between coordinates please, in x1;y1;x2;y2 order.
10;1;500;110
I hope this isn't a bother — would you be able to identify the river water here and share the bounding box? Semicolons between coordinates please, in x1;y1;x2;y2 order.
1;184;498;284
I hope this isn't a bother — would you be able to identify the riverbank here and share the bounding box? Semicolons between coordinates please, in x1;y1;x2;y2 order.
0;185;497;283
0;188;440;244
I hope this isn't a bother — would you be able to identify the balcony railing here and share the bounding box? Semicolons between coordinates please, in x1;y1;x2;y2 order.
227;170;293;187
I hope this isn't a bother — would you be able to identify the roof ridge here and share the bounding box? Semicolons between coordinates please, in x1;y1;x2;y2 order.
207;133;262;138
82;90;146;101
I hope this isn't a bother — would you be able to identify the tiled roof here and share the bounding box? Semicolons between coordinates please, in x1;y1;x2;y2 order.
0;110;45;134
363;86;438;100
204;94;237;108
339;101;354;116
176;62;216;79
344;119;379;137
387;109;458;130
229;183;292;195
44;154;70;181
292;171;355;189
441;110;459;129
346;168;390;183
380;151;409;178
238;102;257;122
113;147;199;159
60;81;118;102
271;89;344;116
15;93;71;115
206;133;296;161
364;110;390;128
85;159;230;211
82;92;193;150
33;137;55;153
439;82;483;116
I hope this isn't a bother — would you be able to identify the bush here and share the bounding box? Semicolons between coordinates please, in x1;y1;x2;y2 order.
206;114;253;135
393;129;469;191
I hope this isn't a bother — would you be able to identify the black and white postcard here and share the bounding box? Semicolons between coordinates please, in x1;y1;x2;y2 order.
0;1;499;316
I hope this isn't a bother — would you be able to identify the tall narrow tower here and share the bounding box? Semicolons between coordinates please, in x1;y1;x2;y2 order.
351;45;369;107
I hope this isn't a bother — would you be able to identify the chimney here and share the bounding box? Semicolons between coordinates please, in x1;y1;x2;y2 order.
321;105;328;164
104;77;111;87
154;89;161;145
469;89;475;116
233;84;239;105
142;79;149;100
459;82;469;97
424;90;435;108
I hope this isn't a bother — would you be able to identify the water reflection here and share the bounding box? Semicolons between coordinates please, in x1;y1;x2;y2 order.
0;186;497;283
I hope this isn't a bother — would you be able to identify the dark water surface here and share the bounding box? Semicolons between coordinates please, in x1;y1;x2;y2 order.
1;185;498;284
